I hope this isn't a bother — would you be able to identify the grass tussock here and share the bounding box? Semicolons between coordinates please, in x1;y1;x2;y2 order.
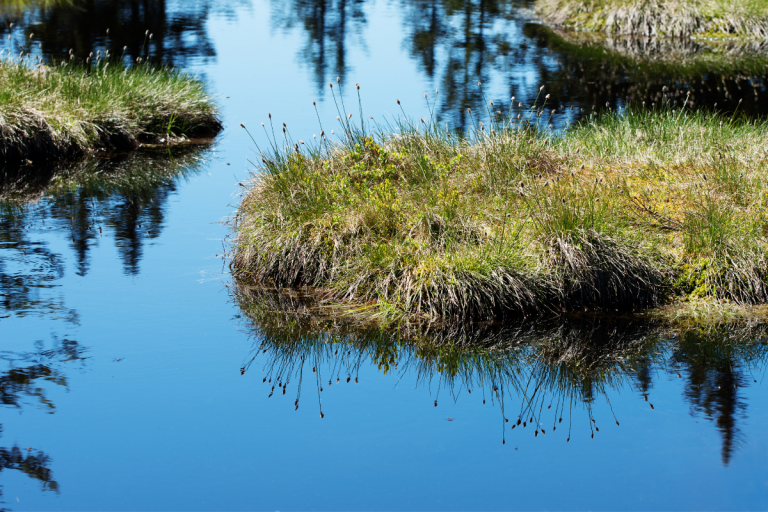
232;86;768;323
537;0;768;39
0;52;221;164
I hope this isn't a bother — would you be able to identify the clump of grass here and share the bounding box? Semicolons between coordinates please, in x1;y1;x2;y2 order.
0;49;221;164
537;0;768;39
232;82;768;322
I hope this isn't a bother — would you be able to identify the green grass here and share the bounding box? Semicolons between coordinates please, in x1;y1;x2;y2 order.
537;0;768;39
231;90;768;323
0;52;221;164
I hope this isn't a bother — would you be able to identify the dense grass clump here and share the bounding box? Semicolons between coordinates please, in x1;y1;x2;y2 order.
232;89;768;322
537;0;768;39
0;53;221;164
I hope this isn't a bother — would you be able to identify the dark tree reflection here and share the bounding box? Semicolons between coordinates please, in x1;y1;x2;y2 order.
274;0;768;128
1;146;209;280
0;336;88;505
401;0;519;130
1;0;249;67
669;327;766;465
271;0;367;92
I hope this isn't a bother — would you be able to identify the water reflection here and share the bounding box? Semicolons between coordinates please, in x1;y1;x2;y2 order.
276;0;768;128
528;25;768;117
0;0;249;66
271;0;367;91
0;335;88;504
235;286;768;465
1;145;209;280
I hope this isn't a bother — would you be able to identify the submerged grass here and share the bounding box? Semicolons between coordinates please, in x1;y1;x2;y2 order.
0;50;221;164
537;0;768;39
232;86;768;323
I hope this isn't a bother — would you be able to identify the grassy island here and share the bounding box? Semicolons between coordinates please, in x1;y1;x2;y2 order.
0;55;221;164
537;0;768;39
232;102;768;323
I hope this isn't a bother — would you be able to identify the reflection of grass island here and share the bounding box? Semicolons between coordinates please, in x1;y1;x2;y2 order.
232;97;768;323
537;0;768;40
0;54;221;164
538;25;768;76
235;285;768;455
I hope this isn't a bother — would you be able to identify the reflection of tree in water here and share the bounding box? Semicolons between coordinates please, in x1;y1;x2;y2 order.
271;0;366;92
1;145;209;279
0;211;69;321
0;0;249;67
669;326;767;465
401;0;520;130
234;286;768;459
275;0;768;128
0;336;88;503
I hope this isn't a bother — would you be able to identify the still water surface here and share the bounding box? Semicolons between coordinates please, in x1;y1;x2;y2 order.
2;0;768;509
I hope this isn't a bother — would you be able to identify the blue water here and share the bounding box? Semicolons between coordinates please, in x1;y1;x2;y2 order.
2;1;768;510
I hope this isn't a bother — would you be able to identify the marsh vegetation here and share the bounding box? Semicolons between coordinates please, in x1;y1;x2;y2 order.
537;0;768;39
232;85;768;323
0;44;221;164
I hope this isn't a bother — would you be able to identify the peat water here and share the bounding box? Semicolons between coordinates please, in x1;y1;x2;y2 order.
1;1;768;509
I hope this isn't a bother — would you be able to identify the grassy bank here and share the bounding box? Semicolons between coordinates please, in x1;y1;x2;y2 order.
231;96;768;323
536;0;768;39
0;53;221;164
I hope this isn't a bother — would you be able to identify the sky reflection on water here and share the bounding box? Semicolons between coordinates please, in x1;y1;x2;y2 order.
2;0;768;510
